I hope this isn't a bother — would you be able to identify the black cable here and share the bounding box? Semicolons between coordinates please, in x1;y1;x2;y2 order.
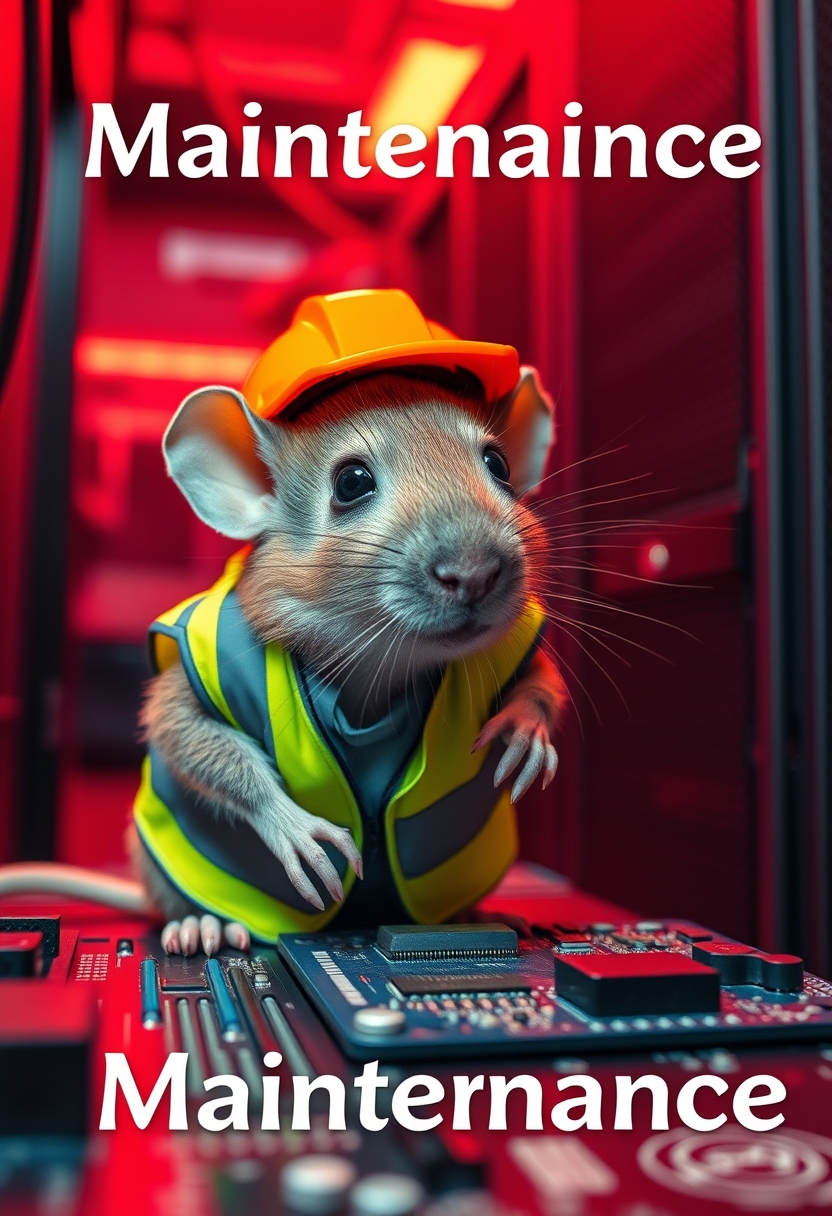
0;1;44;399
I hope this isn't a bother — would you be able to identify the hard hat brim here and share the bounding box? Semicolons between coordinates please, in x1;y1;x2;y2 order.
247;339;520;419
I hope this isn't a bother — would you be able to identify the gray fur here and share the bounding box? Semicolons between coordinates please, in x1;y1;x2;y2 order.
139;664;361;916
141;664;288;823
138;381;565;946
235;399;536;721
163;386;275;538
127;820;198;922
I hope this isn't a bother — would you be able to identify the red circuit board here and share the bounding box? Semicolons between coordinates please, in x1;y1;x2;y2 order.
2;865;832;1216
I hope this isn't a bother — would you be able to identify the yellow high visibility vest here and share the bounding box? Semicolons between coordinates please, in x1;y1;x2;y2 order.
133;550;545;940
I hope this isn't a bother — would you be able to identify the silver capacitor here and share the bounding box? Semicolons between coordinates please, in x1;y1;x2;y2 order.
282;1154;358;1215
351;1173;425;1216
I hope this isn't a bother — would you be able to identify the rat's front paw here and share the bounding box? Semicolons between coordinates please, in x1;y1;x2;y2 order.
256;800;363;912
161;914;250;956
473;699;558;803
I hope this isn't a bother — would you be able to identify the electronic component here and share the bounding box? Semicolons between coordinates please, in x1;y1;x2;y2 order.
0;915;61;959
533;922;594;953
377;924;518;960
668;922;713;943
0;931;43;977
278;919;831;1060
351;1174;425;1216
139;957;162;1028
205;957;245;1041
390;973;532;996
0;982;95;1135
1;887;831;1216
353;1007;406;1036
227;965;276;1048
553;953;721;1016
281;1155;358;1215
692;942;804;991
159;953;210;993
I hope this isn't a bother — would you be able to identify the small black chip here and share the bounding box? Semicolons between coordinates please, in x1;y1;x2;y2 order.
391;973;531;996
554;953;721;1016
377;923;518;960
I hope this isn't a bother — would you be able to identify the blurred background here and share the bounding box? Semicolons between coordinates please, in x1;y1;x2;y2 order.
1;0;830;974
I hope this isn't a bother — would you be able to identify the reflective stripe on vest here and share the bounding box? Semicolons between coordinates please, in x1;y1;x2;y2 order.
134;550;545;937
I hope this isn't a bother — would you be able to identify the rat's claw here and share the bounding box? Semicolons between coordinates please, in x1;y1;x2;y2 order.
298;840;344;904
199;914;222;957
161;921;182;954
494;730;530;787
282;853;325;911
542;744;559;790
314;821;363;880
472;713;507;753
511;733;546;803
179;915;201;955
224;922;250;951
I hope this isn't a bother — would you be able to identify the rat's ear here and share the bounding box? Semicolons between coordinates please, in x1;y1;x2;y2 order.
493;366;555;496
163;386;275;539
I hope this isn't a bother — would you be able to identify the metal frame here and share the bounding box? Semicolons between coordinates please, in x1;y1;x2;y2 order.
755;0;830;974
17;3;83;859
799;0;830;980
0;1;44;399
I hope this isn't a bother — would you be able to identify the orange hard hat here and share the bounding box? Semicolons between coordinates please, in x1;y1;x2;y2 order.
242;288;520;419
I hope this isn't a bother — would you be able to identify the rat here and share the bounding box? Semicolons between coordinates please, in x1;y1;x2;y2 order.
0;296;566;954
130;368;566;955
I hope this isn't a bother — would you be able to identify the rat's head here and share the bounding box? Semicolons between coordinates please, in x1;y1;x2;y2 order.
163;367;553;681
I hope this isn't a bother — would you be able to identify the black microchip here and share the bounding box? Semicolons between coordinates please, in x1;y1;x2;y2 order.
554;953;721;1016
377;923;518;960
0;933;43;978
391;973;532;996
669;923;714;944
0;916;61;959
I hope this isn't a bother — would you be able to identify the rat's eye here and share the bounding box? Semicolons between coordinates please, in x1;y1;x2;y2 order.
333;462;376;506
483;445;511;486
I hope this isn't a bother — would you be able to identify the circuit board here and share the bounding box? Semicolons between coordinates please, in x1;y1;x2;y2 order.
5;872;832;1216
278;919;832;1060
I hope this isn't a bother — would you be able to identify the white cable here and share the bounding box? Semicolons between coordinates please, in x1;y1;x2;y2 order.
0;863;149;912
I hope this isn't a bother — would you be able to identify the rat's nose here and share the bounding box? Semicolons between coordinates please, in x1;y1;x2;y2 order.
432;557;501;604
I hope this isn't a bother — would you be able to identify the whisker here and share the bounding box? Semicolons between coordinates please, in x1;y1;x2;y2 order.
541;621;630;716
545;609;633;669
535;473;656;512
532;441;633;491
533;587;700;641
308;615;398;687
534;561;699;592
261;526;404;558
532;632;594;734
359;624;408;723
541;488;675;522
545;606;677;666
